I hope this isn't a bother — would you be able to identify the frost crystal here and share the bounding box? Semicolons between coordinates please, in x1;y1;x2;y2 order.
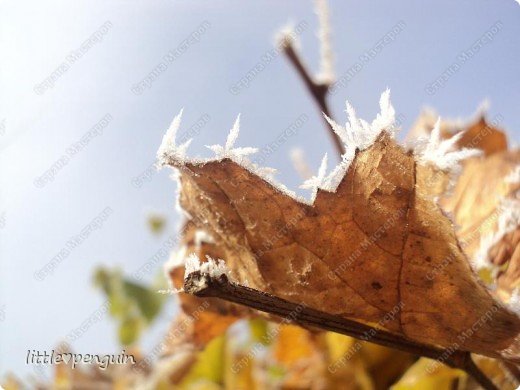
194;230;215;248
164;246;187;274
207;115;258;160
506;165;520;184
157;91;409;206
275;22;300;51
315;89;397;193
415;118;481;171
301;153;328;200
184;253;230;291
508;288;520;315
161;246;188;294
156;109;193;166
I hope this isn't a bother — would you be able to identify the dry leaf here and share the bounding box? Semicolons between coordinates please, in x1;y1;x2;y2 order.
409;108;520;302
157;94;520;369
166;133;520;363
441;150;520;263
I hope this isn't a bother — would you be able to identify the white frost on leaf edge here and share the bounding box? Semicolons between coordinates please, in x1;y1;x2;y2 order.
508;288;520;316
301;88;397;199
194;229;215;247
414;118;482;171
157;109;193;167
206;115;259;160
301;153;328;201
156;90;464;206
161;245;188;294
506;165;520;184
408;99;490;146
157;110;308;203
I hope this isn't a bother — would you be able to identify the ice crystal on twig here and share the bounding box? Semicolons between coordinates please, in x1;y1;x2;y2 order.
275;22;300;51
183;253;231;291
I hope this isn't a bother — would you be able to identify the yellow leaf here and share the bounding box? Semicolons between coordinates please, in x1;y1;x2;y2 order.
391;357;466;390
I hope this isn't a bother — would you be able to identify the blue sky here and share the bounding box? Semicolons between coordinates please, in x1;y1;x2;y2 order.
1;0;520;379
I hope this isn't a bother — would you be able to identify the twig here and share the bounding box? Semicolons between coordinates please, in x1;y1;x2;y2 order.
184;272;498;390
503;361;520;384
281;42;345;157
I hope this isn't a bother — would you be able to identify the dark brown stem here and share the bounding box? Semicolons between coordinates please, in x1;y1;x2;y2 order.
459;355;499;390
282;43;345;157
184;272;498;390
503;361;520;383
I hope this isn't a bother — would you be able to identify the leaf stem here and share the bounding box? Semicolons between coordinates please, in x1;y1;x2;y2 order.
184;272;498;390
281;42;345;157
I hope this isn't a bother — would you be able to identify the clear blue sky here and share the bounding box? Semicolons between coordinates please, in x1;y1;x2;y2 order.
1;0;520;379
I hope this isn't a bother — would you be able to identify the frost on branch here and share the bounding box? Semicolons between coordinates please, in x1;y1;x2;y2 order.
184;253;230;292
275;22;301;51
415;118;482;171
314;0;335;84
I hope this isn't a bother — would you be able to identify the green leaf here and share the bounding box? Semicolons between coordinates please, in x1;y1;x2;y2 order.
118;315;144;346
147;213;167;235
123;280;165;323
181;336;226;386
93;266;167;346
249;318;270;345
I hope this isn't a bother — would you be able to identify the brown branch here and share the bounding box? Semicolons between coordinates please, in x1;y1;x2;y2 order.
503;361;520;383
281;42;345;157
184;272;498;390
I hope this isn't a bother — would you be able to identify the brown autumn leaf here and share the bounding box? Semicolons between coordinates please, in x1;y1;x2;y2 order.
408;108;520;301
490;228;520;296
157;94;520;364
409;110;520;296
439;150;520;301
440;151;520;268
